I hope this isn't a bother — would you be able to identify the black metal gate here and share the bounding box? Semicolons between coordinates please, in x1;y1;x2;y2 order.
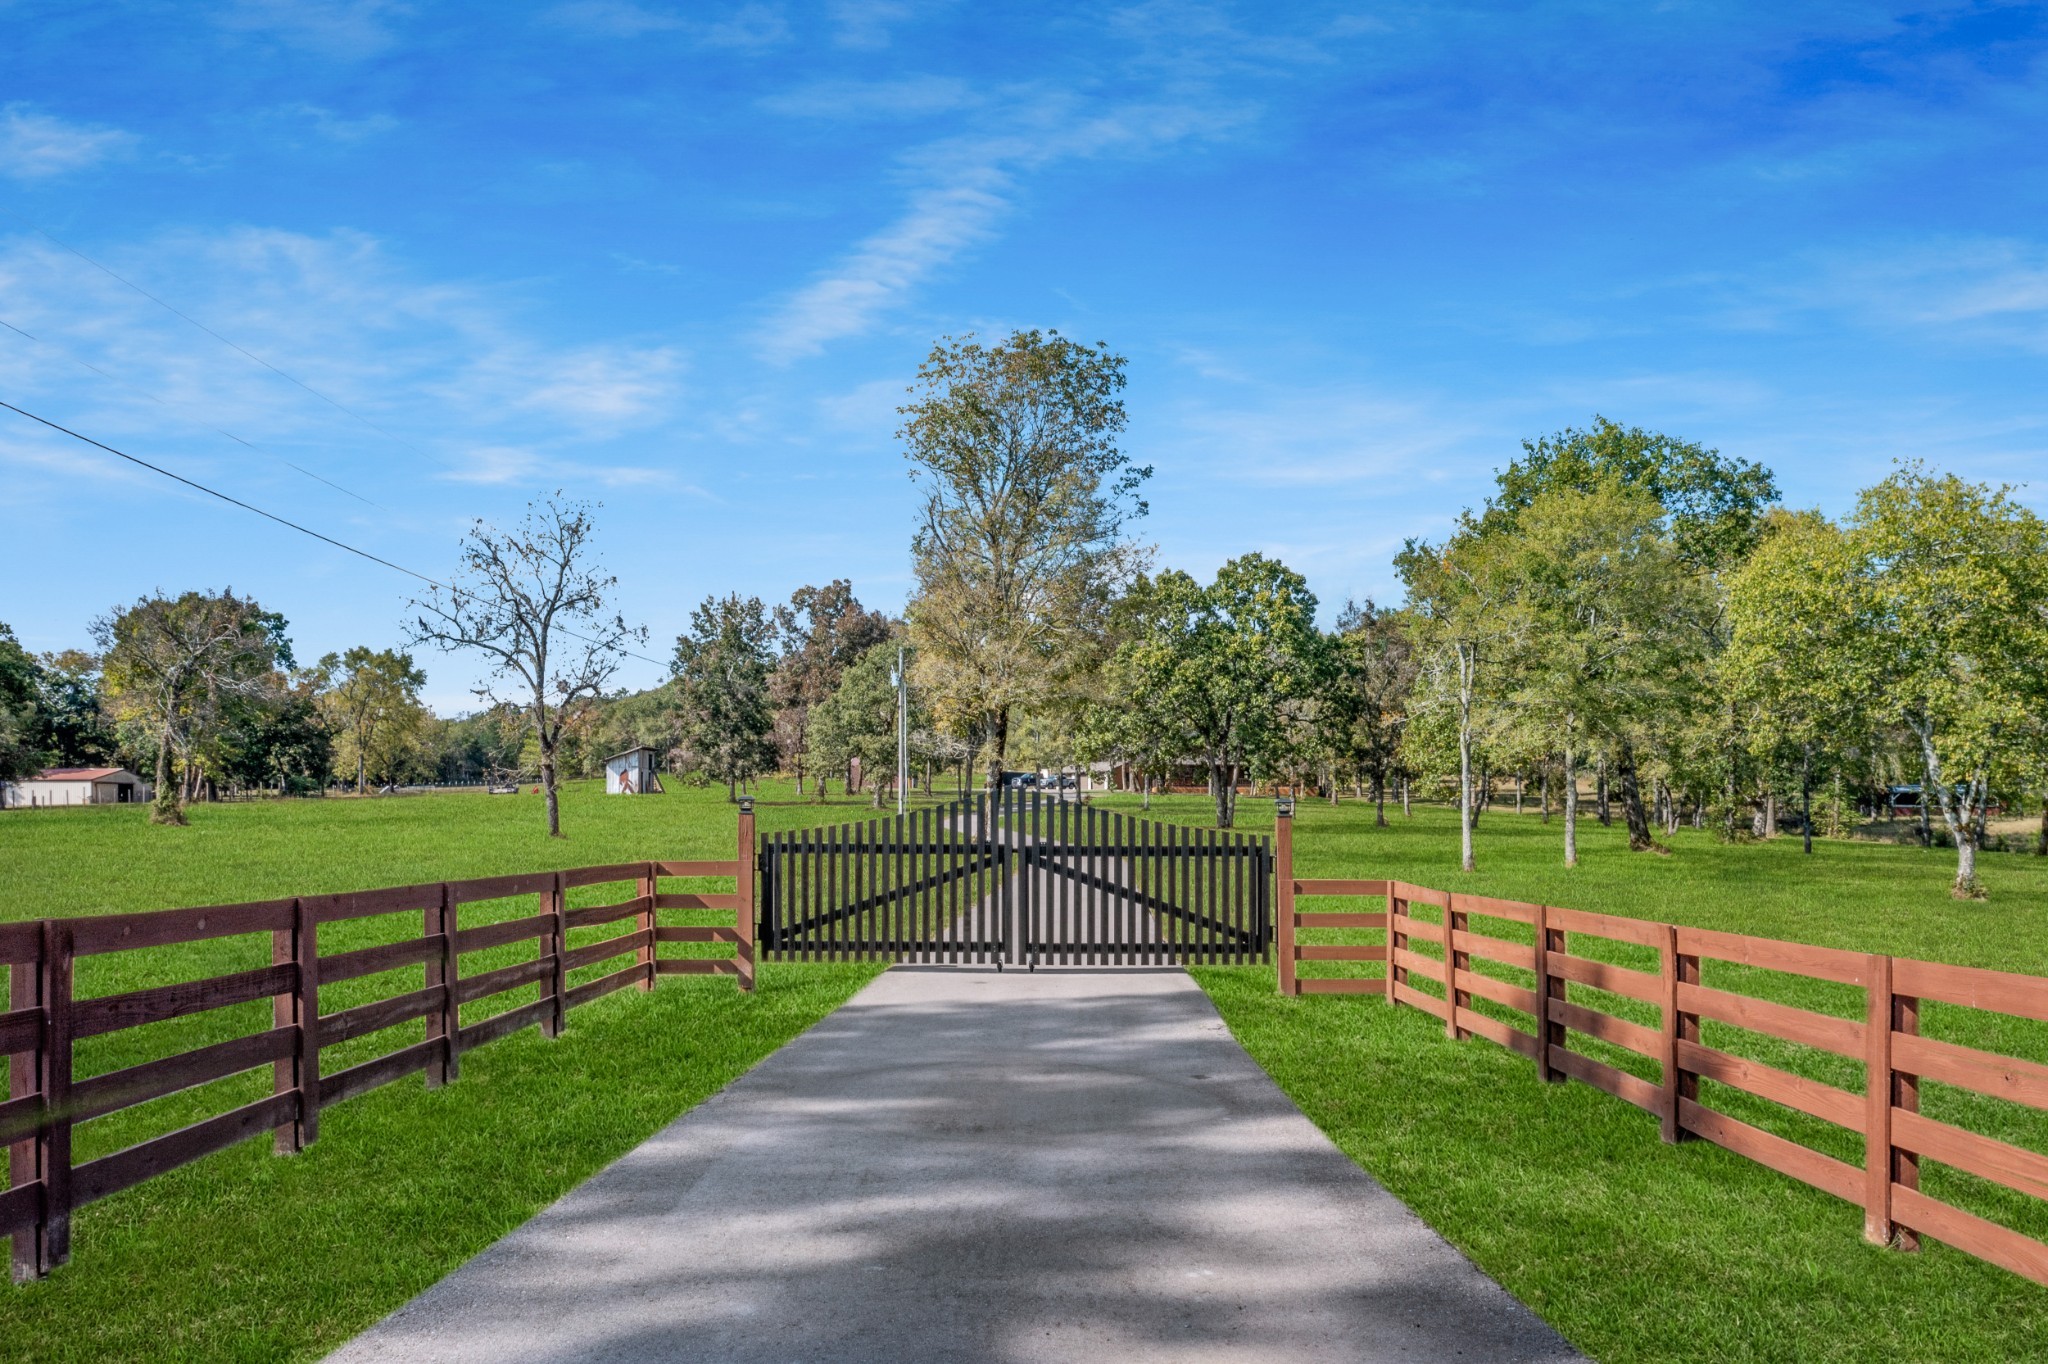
758;791;1271;966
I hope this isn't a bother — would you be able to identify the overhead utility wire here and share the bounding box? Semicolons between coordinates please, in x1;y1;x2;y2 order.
0;313;383;508
0;203;440;468
0;398;671;671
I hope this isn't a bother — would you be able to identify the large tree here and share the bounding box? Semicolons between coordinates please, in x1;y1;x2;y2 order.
769;581;892;797
1102;555;1324;828
1722;510;1870;856
1848;466;2048;897
316;647;430;793
900;329;1151;789
0;624;42;784
1397;526;1524;871
95;590;290;824
673;593;779;802
1504;479;1704;863
809;637;928;807
1491;416;1779;572
408;495;645;838
1331;599;1418;827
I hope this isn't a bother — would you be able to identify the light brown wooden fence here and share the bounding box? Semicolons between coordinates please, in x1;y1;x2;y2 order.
1277;857;2048;1287
2;810;754;1281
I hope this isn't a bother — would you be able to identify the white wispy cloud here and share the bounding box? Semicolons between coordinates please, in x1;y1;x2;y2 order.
545;0;789;47
0;106;135;180
269;103;400;143
216;0;410;59
759;75;976;121
754;97;1250;360
0;225;691;495
830;0;916;50
1708;237;2048;353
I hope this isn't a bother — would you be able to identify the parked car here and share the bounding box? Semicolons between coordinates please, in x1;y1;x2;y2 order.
998;770;1039;789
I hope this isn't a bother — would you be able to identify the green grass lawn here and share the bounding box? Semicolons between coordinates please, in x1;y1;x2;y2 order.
0;779;889;1363
1085;793;2048;1364
6;783;2048;1361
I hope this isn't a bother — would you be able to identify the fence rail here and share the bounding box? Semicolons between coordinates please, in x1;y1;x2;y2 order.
1276;829;2048;1288
2;810;754;1281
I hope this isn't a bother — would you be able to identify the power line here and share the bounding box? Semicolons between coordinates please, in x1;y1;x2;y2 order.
0;312;383;508
0;398;670;671
0;203;441;469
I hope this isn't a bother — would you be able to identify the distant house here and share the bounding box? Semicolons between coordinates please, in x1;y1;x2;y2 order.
604;747;664;795
3;767;152;809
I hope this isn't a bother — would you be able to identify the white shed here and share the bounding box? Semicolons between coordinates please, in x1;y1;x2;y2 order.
5;767;152;808
604;747;664;795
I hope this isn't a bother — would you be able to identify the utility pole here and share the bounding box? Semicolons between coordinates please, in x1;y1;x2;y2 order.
893;645;908;815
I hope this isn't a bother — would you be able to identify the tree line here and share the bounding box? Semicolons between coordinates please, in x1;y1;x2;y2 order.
7;330;2043;897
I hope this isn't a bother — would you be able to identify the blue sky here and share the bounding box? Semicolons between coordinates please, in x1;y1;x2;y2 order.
2;1;2044;709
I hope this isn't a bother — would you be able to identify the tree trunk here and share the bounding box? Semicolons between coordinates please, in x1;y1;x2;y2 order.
1401;776;1410;818
1375;769;1387;827
1515;776;1524;815
541;748;562;837
1541;767;1551;824
151;728;185;825
1142;774;1152;811
356;744;367;796
1801;746;1814;855
727;773;737;803
1562;743;1578;867
1459;723;1476;873
2036;786;2046;856
1617;740;1656;852
1596;757;1610;826
985;707;1010;792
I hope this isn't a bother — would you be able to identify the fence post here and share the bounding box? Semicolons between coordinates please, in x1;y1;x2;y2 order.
1389;885;1409;1006
637;862;658;991
1890;973;1922;1251
1540;907;1569;1083
1863;952;1897;1245
19;924;72;1277
542;873;566;1038
1658;923;1683;1137
1274;799;1295;996
273;897;319;1154
9;927;65;1281
737;799;757;992
425;884;459;1087
1441;895;1465;1039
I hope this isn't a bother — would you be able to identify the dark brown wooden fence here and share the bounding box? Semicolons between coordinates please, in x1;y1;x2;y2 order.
3;810;753;1281
1275;817;2048;1288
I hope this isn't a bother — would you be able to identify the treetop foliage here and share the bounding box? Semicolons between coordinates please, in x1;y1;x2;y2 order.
1489;416;1780;571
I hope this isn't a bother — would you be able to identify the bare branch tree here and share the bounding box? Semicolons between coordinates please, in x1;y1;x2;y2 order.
407;494;645;838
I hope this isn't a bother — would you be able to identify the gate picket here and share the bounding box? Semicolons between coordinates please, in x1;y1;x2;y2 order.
754;791;1271;966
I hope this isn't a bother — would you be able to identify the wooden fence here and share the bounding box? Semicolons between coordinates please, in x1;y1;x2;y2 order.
1276;840;2048;1287
2;809;754;1281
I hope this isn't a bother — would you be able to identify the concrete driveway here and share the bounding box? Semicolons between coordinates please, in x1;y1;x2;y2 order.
328;966;1584;1363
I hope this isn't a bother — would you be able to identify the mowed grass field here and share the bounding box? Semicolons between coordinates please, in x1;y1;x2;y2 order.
0;779;893;1364
1088;792;2048;1364
4;781;2048;1361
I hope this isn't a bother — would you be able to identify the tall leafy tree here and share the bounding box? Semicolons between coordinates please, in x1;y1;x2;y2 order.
808;638;927;807
95;590;289;824
770;581;892;797
1102;555;1324;828
0;624;42;783
1492;417;1779;571
33;649;115;767
1722;510;1871;855
1848;466;2048;897
900;329;1151;788
1505;479;1704;863
1397;527;1524;871
673;593;779;802
1330;599;1418;826
316;647;430;793
408;495;645;838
